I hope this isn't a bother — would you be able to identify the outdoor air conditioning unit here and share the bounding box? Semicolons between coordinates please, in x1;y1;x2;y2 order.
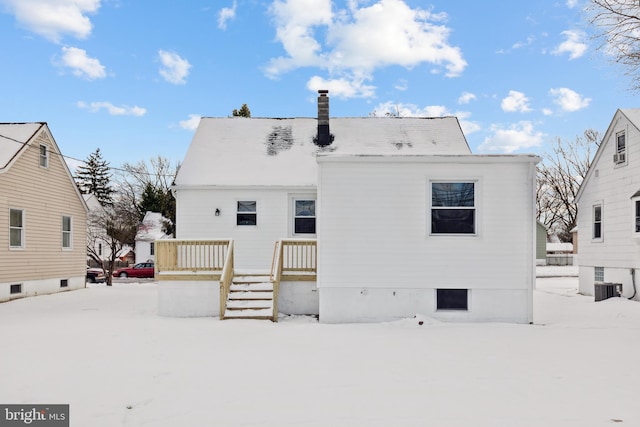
613;153;626;164
594;282;622;301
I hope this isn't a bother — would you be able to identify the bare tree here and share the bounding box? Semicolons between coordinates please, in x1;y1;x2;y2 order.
87;198;139;286
116;156;179;234
587;0;640;91
537;129;600;241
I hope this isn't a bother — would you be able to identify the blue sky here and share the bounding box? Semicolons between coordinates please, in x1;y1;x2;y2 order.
0;0;636;170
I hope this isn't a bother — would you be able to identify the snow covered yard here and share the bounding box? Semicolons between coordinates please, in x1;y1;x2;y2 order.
1;267;639;427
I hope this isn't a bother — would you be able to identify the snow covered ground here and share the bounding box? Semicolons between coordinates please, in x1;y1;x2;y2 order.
1;266;639;427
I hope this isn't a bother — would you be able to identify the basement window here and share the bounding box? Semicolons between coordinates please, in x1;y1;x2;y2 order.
237;201;257;226
10;284;22;294
436;289;468;311
60;279;68;288
595;267;604;283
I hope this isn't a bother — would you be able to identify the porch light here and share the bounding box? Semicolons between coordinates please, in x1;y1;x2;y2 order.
215;208;221;216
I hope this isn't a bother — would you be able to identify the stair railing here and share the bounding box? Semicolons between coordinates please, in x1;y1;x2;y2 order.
270;240;284;322
219;240;235;320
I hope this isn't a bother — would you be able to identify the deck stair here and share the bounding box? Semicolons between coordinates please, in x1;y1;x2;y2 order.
223;274;275;320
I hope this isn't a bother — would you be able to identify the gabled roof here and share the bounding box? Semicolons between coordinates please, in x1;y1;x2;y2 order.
175;116;471;187
1;122;88;212
0;123;44;169
576;108;640;203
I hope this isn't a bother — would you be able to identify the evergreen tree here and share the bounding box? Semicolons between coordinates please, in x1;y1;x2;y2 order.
76;148;113;205
137;182;165;216
232;104;251;117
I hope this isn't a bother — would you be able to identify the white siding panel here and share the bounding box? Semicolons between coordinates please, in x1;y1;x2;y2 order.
176;187;314;269
317;161;535;290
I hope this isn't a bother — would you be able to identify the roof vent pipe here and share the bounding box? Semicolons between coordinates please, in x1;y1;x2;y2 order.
316;90;332;147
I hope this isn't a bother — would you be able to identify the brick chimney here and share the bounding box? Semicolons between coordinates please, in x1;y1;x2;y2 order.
316;90;332;147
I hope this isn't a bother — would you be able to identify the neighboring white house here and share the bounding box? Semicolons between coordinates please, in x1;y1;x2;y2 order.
135;211;171;263
575;109;640;300
164;91;540;323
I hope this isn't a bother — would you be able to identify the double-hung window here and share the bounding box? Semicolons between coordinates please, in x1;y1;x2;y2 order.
237;201;257;226
294;200;316;234
614;131;626;165
9;209;24;248
39;144;48;168
593;204;602;240
62;216;72;249
430;182;476;234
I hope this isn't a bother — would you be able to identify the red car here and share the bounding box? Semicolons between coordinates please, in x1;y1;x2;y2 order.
113;262;155;278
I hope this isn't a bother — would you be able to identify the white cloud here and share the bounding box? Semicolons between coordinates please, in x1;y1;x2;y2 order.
566;0;579;8
501;90;532;113
0;0;101;43
512;35;535;50
549;87;591;112
77;101;146;116
179;114;201;131
218;0;237;30
307;75;376;98
369;102;481;134
542;108;553;116
266;0;466;98
458;92;476;105
394;79;408;91
158;50;191;85
478;121;544;153
57;46;105;80
552;30;587;60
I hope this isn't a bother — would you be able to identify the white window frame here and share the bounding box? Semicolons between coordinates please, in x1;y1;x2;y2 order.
290;196;317;236
39;144;49;168
428;180;478;236
62;215;72;249
592;203;603;242
614;131;627;166
236;200;257;226
594;266;604;283
9;208;24;249
633;197;640;237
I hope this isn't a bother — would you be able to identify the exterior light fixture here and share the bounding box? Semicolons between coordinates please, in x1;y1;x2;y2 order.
215;208;221;216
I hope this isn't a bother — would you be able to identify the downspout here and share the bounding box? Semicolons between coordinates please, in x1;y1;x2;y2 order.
629;268;637;300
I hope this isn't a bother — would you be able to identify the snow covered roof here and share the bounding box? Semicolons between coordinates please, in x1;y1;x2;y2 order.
136;211;171;241
0;123;44;169
620;108;640;126
175;116;470;187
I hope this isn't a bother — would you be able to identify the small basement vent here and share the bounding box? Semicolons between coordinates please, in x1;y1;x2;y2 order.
594;283;622;301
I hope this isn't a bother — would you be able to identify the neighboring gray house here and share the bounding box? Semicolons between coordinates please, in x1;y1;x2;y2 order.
575;109;640;300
